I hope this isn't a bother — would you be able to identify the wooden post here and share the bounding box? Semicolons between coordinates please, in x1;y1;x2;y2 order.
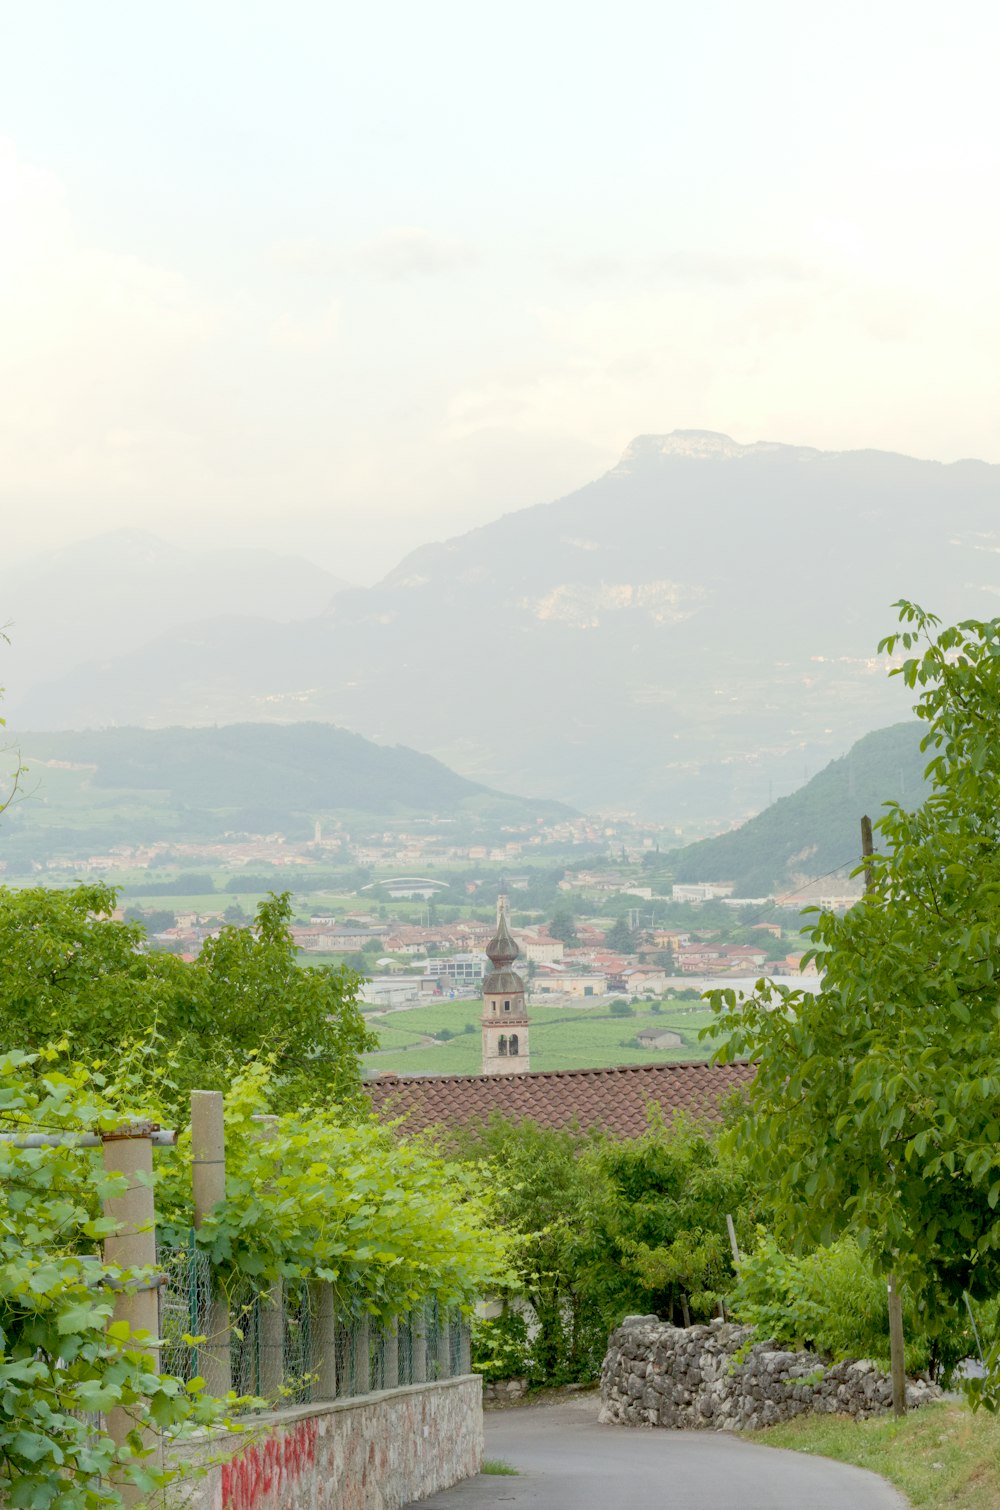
310;1281;337;1399
383;1320;399;1389
861;814;876;893
861;816;907;1418
102;1123;160;1506
252;1116;284;1400
725;1214;742;1273
412;1307;427;1384
190;1091;231;1397
887;1273;907;1418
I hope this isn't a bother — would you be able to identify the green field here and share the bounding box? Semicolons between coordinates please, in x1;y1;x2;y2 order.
363;1000;716;1075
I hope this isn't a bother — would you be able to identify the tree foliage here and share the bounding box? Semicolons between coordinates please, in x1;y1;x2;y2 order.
731;1234;988;1382
461;1115;761;1385
0;886;373;1114
709;604;1000;1399
603;916;637;954
0;1049;233;1508
153;1061;509;1318
548;908;578;944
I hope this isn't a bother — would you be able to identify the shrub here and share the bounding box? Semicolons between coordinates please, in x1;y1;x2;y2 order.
471;1310;532;1382
732;1233;986;1381
609;1000;634;1018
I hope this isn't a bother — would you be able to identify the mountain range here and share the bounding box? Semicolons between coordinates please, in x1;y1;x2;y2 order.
6;433;1000;822
0;723;571;866
669;721;929;897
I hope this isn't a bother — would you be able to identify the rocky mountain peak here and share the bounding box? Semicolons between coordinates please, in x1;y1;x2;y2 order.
617;430;823;467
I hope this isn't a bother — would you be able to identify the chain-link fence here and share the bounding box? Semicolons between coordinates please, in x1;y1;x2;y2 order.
158;1242;472;1408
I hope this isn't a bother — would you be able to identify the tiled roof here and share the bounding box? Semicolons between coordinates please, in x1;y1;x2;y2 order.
365;1060;754;1140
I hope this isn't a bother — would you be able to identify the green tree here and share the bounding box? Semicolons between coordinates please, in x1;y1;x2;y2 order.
549;908;578;944
709;604;1000;1402
459;1115;762;1385
578;1118;761;1329
459;1118;603;1384
123;906;176;933
0;886;374;1114
604;916;637;953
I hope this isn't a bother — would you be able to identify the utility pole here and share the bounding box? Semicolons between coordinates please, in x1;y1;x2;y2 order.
861;815;907;1418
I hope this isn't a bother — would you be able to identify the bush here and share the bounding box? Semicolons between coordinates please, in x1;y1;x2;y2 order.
609;1000;634;1018
732;1234;985;1381
471;1310;532;1382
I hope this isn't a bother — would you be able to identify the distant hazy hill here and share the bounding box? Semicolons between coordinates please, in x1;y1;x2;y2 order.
0;529;348;705
671;722;929;896
11;434;1000;821
1;724;571;863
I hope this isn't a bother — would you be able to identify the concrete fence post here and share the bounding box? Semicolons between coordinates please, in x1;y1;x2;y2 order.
383;1319;399;1389
412;1307;427;1384
190;1091;231;1397
102;1122;161;1507
353;1315;371;1395
252;1116;284;1400
436;1306;451;1381
459;1315;472;1375
310;1281;338;1399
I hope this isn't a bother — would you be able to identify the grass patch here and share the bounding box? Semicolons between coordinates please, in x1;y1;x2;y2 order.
755;1400;1000;1509
480;1459;518;1476
362;999;717;1074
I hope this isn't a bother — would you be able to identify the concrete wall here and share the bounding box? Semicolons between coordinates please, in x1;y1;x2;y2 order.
172;1376;482;1510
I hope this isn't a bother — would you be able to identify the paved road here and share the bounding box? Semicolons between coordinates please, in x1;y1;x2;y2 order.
408;1395;907;1510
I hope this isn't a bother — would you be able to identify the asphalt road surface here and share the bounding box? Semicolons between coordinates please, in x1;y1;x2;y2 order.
408;1394;907;1510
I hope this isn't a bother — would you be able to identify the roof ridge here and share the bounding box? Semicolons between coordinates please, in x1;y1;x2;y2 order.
368;1058;743;1088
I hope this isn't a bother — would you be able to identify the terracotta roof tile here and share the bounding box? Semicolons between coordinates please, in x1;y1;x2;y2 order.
365;1060;754;1140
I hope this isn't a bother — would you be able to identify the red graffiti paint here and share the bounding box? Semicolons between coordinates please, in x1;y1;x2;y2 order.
221;1418;319;1510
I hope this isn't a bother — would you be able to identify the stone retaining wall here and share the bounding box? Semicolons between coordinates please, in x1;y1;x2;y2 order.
600;1317;940;1431
172;1376;482;1510
482;1378;529;1406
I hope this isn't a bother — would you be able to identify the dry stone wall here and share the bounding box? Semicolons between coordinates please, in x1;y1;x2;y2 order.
600;1317;940;1431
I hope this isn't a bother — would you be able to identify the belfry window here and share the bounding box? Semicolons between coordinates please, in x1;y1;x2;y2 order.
498;1034;508;1056
509;1033;519;1056
504;1000;511;1011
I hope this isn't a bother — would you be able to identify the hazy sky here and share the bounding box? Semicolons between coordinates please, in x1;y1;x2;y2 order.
1;1;998;583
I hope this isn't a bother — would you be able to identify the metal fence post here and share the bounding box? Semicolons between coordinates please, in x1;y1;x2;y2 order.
384;1319;399;1389
102;1122;161;1507
190;1091;231;1397
310;1281;337;1399
412;1306;427;1384
353;1315;371;1395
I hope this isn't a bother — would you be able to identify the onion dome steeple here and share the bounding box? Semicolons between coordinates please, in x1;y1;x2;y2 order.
486;907;519;971
481;891;529;1076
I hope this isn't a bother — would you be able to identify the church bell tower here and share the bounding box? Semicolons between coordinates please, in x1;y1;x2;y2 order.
481;894;530;1076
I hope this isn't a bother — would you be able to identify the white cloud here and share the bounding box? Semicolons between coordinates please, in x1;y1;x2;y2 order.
354;227;478;281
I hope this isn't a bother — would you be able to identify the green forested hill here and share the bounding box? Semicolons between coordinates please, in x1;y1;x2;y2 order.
0;723;572;862
671;722;929;896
